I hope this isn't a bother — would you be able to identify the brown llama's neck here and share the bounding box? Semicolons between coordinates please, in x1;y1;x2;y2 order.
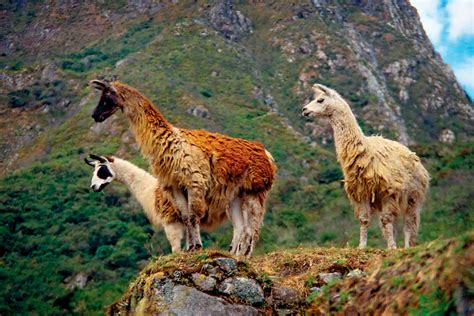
329;100;366;166
116;83;176;160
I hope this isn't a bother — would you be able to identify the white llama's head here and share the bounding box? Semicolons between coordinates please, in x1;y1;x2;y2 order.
84;154;115;192
302;84;347;118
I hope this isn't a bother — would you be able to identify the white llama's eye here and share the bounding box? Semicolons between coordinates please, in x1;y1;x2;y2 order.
317;98;325;103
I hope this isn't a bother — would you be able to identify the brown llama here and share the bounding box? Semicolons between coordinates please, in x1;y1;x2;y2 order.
89;79;276;256
302;84;429;249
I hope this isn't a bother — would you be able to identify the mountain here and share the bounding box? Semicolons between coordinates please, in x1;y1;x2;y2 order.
0;1;472;314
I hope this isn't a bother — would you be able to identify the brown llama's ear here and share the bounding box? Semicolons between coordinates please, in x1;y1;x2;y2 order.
89;154;107;163
84;157;95;167
89;79;109;91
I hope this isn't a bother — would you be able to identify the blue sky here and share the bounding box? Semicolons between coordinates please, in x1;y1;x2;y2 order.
410;0;474;98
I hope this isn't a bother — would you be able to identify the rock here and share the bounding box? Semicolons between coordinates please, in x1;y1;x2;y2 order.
310;287;321;294
41;63;58;81
318;272;341;284
191;273;217;292
218;277;264;305
64;272;88;290
270;286;301;307
439;129;455;143
264;95;274;107
201;263;218;276
208;0;252;41
299;43;311;54
214;257;237;275
159;285;258;315
187;105;210;118
347;269;366;278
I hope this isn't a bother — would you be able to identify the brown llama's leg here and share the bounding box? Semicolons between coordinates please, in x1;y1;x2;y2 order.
355;201;371;249
404;197;421;248
228;197;244;255
237;194;264;257
380;197;398;249
186;187;206;251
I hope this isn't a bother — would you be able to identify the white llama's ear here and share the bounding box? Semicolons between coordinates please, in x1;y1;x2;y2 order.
313;84;331;95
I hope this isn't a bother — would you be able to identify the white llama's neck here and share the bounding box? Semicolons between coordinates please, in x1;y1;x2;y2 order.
329;100;366;161
110;158;160;226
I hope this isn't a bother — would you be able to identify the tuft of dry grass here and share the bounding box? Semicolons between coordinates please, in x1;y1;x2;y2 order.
250;247;386;294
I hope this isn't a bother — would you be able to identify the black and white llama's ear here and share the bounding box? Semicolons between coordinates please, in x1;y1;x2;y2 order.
84;157;95;167
89;154;108;163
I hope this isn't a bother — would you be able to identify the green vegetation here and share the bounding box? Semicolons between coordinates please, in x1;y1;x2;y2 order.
1;2;472;315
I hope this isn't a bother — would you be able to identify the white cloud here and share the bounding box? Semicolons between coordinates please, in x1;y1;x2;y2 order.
453;56;474;92
409;0;444;44
446;0;474;40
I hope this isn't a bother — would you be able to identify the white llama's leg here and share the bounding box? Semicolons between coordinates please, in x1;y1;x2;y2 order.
355;202;371;248
228;197;244;255
163;222;185;253
404;197;421;248
380;198;398;249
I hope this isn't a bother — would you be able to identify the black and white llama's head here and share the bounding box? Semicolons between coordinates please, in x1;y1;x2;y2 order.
84;154;115;192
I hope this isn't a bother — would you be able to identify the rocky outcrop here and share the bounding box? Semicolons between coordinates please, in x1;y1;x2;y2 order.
207;0;252;41
109;235;472;315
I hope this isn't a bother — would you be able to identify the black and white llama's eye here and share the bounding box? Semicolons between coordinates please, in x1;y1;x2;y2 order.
97;165;113;179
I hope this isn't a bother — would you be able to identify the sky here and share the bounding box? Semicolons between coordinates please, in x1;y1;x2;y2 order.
409;0;474;98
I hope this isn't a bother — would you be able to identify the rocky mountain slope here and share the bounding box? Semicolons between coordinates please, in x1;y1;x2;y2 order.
0;1;473;314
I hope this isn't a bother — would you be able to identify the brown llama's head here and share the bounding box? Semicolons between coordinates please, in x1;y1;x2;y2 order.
90;79;122;123
302;83;347;118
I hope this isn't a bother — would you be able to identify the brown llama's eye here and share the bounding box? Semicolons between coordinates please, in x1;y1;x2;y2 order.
317;98;325;103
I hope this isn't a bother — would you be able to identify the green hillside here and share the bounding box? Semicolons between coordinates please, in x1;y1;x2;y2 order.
0;1;473;314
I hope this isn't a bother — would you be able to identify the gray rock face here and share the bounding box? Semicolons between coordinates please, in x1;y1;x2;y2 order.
208;0;252;41
218;277;264;305
187;105;210;118
347;269;366;278
64;272;88;290
158;285;259;316
214;257;237;275
270;286;301;307
439;129;455;143
192;273;217;292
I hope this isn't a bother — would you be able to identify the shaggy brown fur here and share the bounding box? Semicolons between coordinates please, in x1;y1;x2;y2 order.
90;80;276;256
303;84;429;249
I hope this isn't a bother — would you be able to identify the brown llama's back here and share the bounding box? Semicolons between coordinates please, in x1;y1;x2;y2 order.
181;129;276;193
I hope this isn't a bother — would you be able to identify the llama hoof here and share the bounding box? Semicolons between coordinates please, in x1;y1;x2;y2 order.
187;244;203;252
